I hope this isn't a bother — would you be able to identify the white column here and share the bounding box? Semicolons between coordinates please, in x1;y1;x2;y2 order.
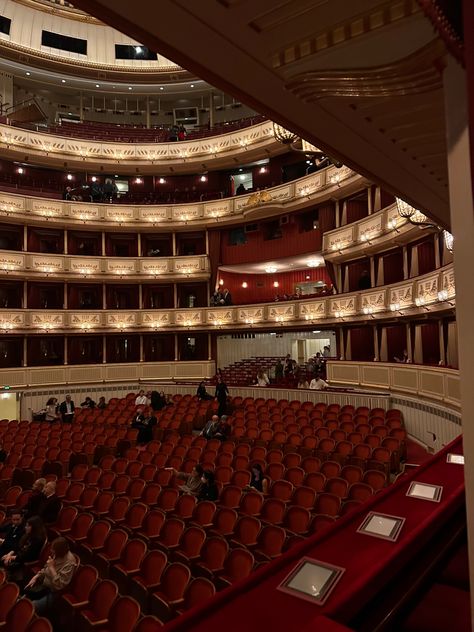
367;186;373;215
373;186;381;212
402;245;409;279
335;199;340;228
444;57;474;628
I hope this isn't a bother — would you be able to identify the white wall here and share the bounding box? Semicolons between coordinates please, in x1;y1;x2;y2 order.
216;330;336;369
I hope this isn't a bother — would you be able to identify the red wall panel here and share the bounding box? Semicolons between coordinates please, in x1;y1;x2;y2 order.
218;267;332;304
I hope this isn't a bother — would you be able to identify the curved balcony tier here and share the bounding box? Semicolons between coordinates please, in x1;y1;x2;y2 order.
0;165;364;229
0;120;287;173
0;252;209;281
0;264;455;333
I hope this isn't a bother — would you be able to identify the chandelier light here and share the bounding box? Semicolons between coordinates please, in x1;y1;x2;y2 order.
272;123;299;144
395;198;438;228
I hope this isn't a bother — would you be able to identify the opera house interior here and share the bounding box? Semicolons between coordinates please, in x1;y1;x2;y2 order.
0;0;471;630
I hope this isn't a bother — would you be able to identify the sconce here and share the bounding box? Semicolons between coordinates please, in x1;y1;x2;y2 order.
2;322;14;334
415;296;430;311
387;218;400;233
389;302;403;315
239;139;249;149
330;173;341;187
275;316;285;325
360;232;372;245
300;185;312;199
437;290;454;306
334;310;345;321
363;306;375;319
245;318;254;327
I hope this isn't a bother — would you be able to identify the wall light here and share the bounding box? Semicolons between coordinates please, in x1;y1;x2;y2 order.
91;176;97;182
17;167;24;174
242;282;248;288
134;177;143;184
259;166;267;174
66;174;73;181
273;281;279;288
200;175;207;182
390;302;401;313
219;279;224;286
159;177;166;184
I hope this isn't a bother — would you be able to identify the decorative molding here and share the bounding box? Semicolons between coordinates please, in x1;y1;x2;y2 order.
0;264;456;334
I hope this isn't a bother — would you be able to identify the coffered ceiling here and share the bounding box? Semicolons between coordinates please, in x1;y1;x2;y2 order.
71;0;452;228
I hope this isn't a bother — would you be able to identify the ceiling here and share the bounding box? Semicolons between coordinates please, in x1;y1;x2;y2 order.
70;0;452;228
219;253;325;275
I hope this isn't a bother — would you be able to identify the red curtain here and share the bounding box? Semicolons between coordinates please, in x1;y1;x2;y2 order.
208;229;221;292
346;258;370;292
345;199;368;223
416;237;436;275
349;327;374;361
143;334;175;362
382;250;404;285
386;325;407;361
380;189;396;209
318;203;336;233
142;284;174;309
421;322;440;365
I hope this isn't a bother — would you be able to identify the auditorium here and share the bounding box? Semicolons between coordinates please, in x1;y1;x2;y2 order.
0;1;471;630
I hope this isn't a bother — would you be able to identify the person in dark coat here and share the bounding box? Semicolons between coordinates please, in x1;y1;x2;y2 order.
2;516;47;584
80;397;96;409
39;482;61;525
149;390;166;412
196;381;213;401
132;409;157;445
23;478;47;520
198;471;219;502
0;510;25;558
58;395;75;423
215;377;229;417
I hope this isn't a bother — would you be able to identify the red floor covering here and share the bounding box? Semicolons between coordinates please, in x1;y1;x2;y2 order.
163;437;464;632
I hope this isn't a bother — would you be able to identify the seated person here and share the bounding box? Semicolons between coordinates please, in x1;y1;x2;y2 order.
255;371;269;387
97;396;107;410
196;381;213;401
135;390;148;406
214;416;230;441
248;464;269;494
23;479;47;520
309;375;329;390
201;415;220;439
59;395;75;423
39;482;62;524
0;510;25;558
25;537;78;614
297;377;309;389
2;516;47;583
80;397;96;409
165;464;204;496
198;471;219;502
150;390;166;412
274;360;284;381
132;409;157;445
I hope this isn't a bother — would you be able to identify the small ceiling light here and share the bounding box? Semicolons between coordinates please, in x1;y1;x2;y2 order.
134;177;143;184
135;46;143;54
114;174;119;178
190;84;195;88
312;330;321;334
200;175;207;182
239;168;243;172
91;176;97;182
265;266;277;274
26;71;31;76
259;167;267;173
242;281;248;288
306;259;320;268
160;87;164;91
61;79;66;83
128;87;133;90
66;174;73;181
95;84;100;88
159;177;166;184
17;167;24;174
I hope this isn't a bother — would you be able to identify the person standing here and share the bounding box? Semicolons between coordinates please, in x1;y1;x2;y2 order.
221;288;232;305
59;395;75;423
39;482;61;524
215;378;229;417
23;479;47;520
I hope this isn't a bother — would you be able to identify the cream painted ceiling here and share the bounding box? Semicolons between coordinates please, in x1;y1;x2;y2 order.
70;0;452;228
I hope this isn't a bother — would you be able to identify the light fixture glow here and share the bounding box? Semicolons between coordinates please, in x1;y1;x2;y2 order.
265;266;277;274
200;175;207;182
159;177;166;184
66;174;73;181
242;282;248;288
306;259;319;268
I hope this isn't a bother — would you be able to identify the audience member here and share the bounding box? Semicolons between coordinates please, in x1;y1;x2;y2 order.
309;376;329;390
394;349;410;363
25;537;78;614
135;390;148;406
248;464;269;494
103;178;118;201
284;354;293;376
214;416;230;441
323;345;331;357
210;290;223;306
39;482;61;524
150;390;166;412
44;398;59;423
236;183;246;195
0;510;25;558
97;396;107;410
255;370;270;387
274;359;284;381
201;415;219;439
198;471;219;502
196;381;213;400
2;516;47;584
297;377;309;389
59;395;75;423
23;479;47;520
80;397;96;409
215;377;229;416
132;409;157;445
221;288;232;305
166;464;204;496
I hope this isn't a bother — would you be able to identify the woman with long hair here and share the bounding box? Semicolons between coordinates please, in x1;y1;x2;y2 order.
2;515;47;583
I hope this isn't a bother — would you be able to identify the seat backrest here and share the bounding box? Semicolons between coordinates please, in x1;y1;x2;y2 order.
121;539;147;570
107;596;141;632
175;494;197;519
160;563;191;601
133;616;164;632
25;618;53;632
140;550;167;584
104;529;128;557
159;518;185;547
260;498;286;524
213;507;238;535
258;525;286;557
179;526;206;556
200;536;229;568
183;577;215;610
87;520;111;547
224;548;254;581
68;564;98;601
71;512;94;537
4;596;34;632
192;501;216;526
0;582;20;621
239;491;264;516
89;580;119;618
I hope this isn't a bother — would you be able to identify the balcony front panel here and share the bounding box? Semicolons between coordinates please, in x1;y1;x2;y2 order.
0;165;364;230
0;121;285;173
0;264;456;334
323;203;427;261
0;251;209;281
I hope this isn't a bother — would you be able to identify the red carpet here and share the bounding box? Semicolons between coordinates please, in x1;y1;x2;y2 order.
400;583;471;632
405;439;432;465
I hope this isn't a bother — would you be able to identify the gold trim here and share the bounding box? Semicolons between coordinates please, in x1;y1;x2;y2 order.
13;0;100;23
